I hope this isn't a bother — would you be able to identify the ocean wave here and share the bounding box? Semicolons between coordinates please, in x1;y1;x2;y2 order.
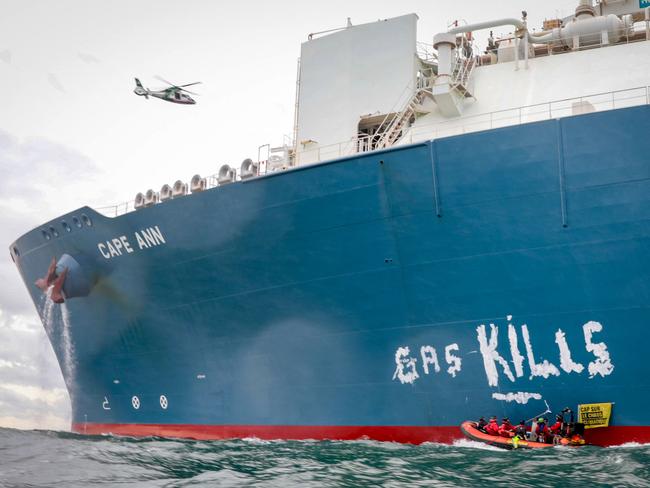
2;427;650;487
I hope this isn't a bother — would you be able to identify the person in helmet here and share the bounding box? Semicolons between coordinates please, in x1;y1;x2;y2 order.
498;417;515;437
485;416;500;436
534;417;549;443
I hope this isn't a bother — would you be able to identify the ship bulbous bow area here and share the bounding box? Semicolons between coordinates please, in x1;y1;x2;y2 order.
34;253;96;303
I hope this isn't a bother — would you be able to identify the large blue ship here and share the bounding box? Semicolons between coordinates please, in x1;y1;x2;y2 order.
10;2;650;445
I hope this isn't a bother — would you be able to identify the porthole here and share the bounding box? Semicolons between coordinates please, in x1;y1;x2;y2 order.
72;216;82;228
81;214;92;227
49;226;60;238
42;230;51;241
62;221;71;233
13;246;20;257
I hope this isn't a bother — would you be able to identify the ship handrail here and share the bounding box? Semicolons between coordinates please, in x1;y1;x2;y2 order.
301;84;650;164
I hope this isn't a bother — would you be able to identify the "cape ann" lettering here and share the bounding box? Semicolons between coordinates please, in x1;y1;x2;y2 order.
97;226;166;259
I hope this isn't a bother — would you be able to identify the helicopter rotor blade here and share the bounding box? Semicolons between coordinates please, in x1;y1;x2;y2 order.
154;75;177;87
178;82;202;88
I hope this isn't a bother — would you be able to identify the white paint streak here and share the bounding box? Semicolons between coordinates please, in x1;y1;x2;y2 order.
555;328;584;374
583;321;614;378
420;346;440;375
40;286;56;334
476;324;514;387
392;346;419;384
60;303;76;394
38;287;76;396
445;343;462;377
521;324;560;380
508;323;525;378
492;391;542;404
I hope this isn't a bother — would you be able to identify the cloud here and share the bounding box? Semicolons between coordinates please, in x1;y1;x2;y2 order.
0;309;70;430
0;128;107;316
0;128;99;199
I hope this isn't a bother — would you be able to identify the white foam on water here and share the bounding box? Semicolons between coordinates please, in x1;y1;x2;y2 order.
241;437;270;445
452;438;503;451
609;442;650;448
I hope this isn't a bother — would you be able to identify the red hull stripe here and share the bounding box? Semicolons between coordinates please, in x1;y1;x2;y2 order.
71;423;650;446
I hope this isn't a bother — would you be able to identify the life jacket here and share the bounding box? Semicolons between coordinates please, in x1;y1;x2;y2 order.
485;421;499;435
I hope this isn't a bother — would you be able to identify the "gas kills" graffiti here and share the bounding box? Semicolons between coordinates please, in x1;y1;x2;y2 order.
392;316;614;386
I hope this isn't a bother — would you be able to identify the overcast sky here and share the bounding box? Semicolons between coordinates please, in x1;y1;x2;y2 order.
0;0;577;430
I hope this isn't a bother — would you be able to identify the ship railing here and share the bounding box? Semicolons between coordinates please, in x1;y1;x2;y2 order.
405;85;649;143
298;85;650;165
95;200;135;218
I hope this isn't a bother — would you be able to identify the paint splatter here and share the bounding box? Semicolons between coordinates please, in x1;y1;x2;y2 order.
492;392;542;404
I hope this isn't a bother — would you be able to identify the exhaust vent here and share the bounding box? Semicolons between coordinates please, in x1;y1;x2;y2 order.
190;174;207;193
172;180;188;198
144;189;159;206
160;184;173;202
240;158;259;180
217;164;236;185
134;192;145;210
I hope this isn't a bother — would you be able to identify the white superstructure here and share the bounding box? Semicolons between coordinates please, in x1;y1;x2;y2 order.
293;0;650;166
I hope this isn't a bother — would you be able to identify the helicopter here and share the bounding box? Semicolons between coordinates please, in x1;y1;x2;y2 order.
133;76;201;105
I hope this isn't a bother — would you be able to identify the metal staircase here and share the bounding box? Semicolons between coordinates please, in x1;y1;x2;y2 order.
450;56;476;99
374;88;431;150
372;53;477;151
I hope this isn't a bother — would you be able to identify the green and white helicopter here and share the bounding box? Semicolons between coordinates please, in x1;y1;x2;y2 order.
133;76;201;105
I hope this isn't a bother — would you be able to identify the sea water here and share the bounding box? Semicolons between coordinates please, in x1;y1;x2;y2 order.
1;428;649;487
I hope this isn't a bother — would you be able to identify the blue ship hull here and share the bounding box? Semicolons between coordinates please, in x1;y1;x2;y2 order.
10;106;650;445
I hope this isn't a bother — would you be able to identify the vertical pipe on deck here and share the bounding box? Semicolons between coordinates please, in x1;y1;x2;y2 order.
556;119;568;228
514;37;520;71
429;141;442;217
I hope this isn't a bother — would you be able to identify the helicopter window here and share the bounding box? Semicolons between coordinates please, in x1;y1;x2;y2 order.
174;92;181;100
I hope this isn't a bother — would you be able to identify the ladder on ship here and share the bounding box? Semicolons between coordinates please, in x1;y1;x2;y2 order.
374;87;431;150
373;56;476;151
451;56;477;99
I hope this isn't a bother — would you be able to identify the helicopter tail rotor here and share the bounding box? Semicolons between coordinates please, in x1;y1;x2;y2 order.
134;77;150;99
